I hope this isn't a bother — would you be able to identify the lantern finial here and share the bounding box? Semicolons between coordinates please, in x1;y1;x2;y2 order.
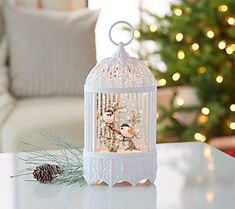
113;42;129;59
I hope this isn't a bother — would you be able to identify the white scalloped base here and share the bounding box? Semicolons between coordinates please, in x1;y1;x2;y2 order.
83;150;157;187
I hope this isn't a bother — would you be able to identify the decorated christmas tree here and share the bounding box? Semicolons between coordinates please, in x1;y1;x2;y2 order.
135;0;235;143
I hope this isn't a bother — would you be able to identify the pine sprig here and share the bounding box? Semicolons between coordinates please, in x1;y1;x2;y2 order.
11;134;84;186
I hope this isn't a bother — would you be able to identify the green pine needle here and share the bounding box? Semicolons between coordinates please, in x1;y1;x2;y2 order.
11;134;84;186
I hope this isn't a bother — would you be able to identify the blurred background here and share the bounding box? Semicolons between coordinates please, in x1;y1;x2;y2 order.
0;0;234;157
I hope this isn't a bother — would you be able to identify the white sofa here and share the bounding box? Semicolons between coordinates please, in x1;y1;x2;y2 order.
1;97;84;152
0;0;88;152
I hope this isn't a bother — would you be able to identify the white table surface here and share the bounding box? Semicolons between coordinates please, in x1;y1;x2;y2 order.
0;142;234;209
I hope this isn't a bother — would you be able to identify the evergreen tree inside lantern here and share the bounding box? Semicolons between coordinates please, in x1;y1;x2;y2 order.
83;21;157;186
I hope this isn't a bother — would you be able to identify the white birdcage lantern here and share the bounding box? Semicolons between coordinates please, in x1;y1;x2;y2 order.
83;21;157;186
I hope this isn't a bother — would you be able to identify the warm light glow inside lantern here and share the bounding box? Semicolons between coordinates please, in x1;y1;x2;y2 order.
95;92;151;153
83;21;157;186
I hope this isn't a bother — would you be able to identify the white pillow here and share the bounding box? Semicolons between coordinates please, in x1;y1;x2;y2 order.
4;6;99;97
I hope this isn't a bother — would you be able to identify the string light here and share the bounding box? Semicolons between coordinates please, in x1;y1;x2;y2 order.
197;66;207;74
216;75;223;83
218;40;226;49
134;30;141;39
149;24;157;32
229;122;235;130
226;46;233;54
172;72;181;81
174;8;182;16
176;98;184;106
206;192;214;203
198;115;208;124
194;132;206;142
218;4;228;12
176;33;183;42
204;147;212;158
192;43;199;51
208;162;214;171
177;50;185;59
159;78;167;86
206;30;214;38
227;17;235;25
201;107;210;115
231;44;235;51
230;104;235;112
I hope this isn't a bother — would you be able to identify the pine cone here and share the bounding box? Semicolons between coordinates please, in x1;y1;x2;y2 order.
33;164;63;183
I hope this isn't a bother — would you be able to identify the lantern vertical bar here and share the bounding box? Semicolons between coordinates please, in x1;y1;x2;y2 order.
98;93;102;150
84;92;88;150
96;93;99;149
88;92;92;151
100;93;103;149
147;91;151;151
85;92;91;151
152;90;157;149
92;92;97;152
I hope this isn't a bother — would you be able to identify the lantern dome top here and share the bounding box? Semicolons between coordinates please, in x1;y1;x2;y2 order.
85;43;156;93
85;21;156;93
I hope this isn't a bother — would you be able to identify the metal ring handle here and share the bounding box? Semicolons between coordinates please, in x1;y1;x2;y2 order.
109;20;134;46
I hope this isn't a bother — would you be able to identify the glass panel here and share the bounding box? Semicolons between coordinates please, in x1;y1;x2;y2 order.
96;92;149;153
